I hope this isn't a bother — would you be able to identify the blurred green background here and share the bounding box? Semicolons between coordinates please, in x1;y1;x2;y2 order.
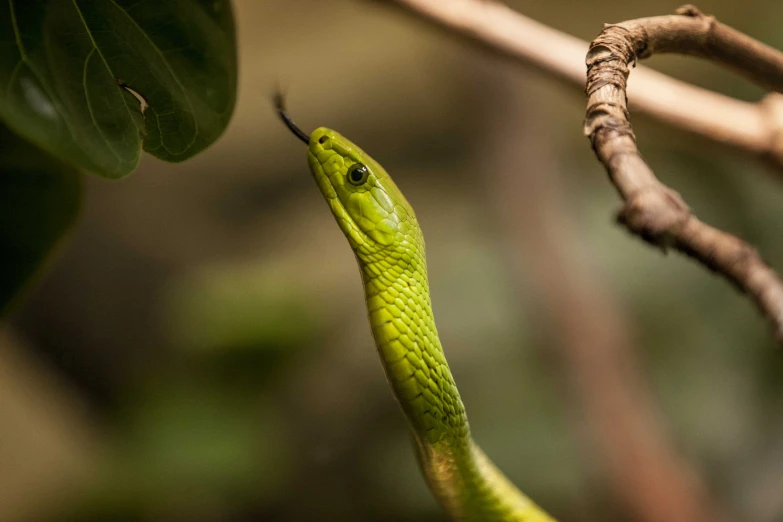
3;1;783;521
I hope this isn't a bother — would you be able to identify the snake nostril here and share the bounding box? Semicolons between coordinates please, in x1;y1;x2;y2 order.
318;135;328;144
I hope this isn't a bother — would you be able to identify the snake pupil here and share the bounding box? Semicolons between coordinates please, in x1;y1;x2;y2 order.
348;164;368;185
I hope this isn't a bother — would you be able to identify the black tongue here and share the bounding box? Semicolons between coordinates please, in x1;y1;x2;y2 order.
274;92;310;145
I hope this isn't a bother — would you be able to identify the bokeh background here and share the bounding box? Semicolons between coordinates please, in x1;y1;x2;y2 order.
4;1;783;521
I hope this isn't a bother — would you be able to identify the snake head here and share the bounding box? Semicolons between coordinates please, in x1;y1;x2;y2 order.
273;95;420;257
306;127;419;256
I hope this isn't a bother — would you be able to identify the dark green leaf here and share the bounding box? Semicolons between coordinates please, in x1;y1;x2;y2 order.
0;124;81;314
0;0;236;178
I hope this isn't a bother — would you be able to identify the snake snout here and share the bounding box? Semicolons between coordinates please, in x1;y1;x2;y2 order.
310;127;336;150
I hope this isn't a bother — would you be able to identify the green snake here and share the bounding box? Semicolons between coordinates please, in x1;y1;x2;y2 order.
276;95;556;522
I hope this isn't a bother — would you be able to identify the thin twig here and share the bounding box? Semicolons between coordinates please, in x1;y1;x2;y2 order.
387;0;783;171
584;5;783;344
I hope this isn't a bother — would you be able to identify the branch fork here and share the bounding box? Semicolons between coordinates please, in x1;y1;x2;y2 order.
584;5;783;344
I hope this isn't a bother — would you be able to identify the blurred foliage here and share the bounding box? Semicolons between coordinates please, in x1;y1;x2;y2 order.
0;123;80;315
0;0;237;178
4;1;783;522
162;263;320;382
65;378;292;522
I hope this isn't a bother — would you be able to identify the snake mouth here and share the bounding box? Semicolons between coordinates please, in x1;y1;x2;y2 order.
274;92;310;144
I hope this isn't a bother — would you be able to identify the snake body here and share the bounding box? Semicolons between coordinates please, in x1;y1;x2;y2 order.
277;98;556;522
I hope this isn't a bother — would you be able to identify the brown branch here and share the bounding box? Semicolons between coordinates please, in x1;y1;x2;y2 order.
584;5;783;344
385;0;783;343
387;0;783;171
478;69;720;522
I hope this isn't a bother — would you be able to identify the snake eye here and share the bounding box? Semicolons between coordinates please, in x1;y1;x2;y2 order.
347;163;369;185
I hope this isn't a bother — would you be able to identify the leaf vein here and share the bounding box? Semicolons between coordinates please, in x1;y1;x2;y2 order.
71;0;137;150
107;0;198;154
7;0;27;59
82;47;122;166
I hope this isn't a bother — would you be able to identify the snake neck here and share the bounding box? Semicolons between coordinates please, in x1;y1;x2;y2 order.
358;244;468;447
358;246;555;522
301;127;556;521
